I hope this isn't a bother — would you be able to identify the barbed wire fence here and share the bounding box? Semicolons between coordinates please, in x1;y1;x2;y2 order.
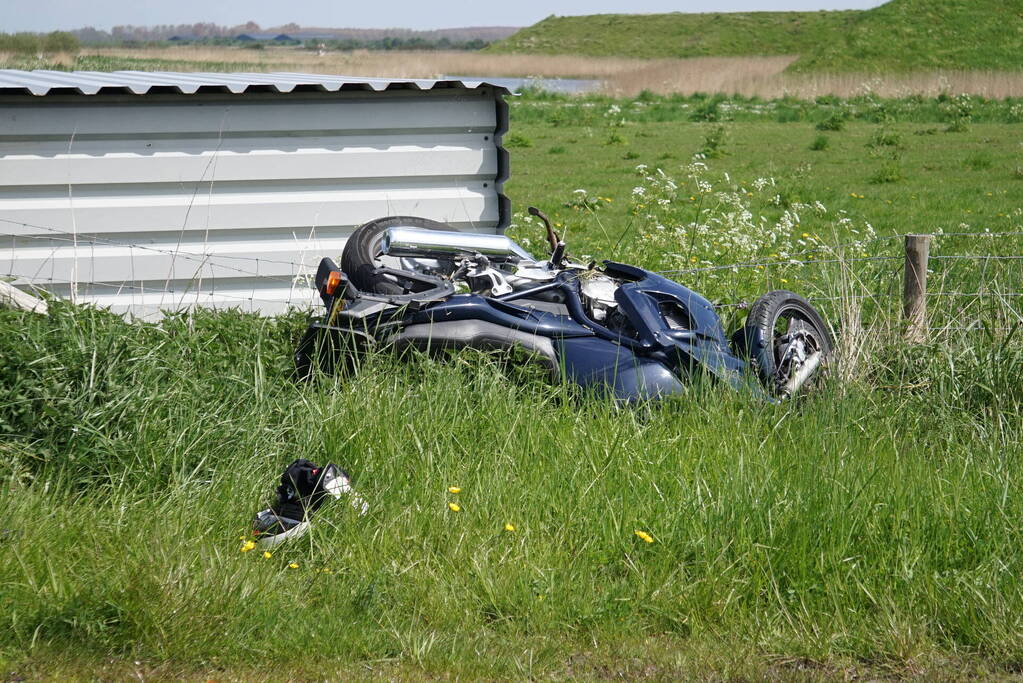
655;230;1023;336
3;218;1023;339
1;214;325;318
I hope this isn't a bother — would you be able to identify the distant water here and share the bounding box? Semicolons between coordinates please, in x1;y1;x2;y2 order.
443;75;603;94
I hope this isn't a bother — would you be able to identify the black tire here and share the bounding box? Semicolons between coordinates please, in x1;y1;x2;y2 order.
734;290;833;397
341;215;453;295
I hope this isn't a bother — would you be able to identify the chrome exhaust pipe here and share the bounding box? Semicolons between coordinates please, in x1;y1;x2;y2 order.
381;227;535;263
780;351;822;398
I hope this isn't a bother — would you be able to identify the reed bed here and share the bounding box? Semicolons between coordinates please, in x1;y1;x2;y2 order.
85;46;663;80
8;46;1023;98
599;57;1023;98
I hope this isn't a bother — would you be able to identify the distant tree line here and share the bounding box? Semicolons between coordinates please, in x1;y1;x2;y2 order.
64;22;513;45
0;23;511;53
0;31;80;54
304;36;490;51
70;22;266;43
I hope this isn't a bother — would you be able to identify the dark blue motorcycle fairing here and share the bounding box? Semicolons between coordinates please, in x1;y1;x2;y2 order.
406;294;594;338
556;337;688;401
606;261;726;344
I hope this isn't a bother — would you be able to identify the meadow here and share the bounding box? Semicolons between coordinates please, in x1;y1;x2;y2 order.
2;92;1023;680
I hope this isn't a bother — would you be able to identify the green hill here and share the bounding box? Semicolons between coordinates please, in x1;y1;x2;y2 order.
487;9;860;60
488;0;1023;72
791;0;1023;72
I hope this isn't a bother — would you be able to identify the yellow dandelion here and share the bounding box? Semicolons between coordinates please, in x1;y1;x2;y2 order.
288;562;299;569
262;551;272;559
634;530;654;543
504;523;516;532
801;232;810;239
240;540;256;553
780;278;789;284
448;486;461;494
690;256;698;263
448;502;461;512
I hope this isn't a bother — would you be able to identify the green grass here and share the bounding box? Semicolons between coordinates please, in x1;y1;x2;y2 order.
504;94;1022;261
486;9;858;60
791;0;1023;72
3;94;1023;679
489;0;1023;73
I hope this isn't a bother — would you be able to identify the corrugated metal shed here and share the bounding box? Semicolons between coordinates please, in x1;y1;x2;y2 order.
0;70;510;318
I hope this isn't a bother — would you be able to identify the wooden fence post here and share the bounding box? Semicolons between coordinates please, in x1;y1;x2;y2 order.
903;234;930;343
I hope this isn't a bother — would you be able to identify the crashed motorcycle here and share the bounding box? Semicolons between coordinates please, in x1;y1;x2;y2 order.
295;209;833;402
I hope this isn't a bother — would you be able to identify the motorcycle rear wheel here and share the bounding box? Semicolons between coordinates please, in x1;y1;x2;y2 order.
342;215;454;295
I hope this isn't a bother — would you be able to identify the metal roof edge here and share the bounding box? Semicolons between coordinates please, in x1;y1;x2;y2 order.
0;70;510;97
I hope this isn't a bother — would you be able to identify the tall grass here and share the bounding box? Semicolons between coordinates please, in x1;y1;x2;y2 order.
78;46;681;80
605;62;1023;99
3;92;1023;677
2;286;1022;678
3;170;1023;676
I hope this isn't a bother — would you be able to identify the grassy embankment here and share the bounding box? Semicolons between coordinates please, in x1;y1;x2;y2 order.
481;0;1023;95
488;0;1023;73
488;8;857;60
2;92;1023;679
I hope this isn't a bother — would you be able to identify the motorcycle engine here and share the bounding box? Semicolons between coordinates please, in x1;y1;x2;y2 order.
580;274;619;322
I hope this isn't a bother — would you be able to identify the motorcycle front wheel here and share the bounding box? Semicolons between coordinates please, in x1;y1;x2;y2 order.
735;290;833;397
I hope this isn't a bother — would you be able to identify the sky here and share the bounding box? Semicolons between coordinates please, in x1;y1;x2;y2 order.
2;0;889;33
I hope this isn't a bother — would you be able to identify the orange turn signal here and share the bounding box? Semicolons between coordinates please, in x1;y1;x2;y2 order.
325;270;343;295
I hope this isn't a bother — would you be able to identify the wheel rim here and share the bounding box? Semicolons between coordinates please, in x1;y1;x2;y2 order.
368;233;452;284
769;305;827;390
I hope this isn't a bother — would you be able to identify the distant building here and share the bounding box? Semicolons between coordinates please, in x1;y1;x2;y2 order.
288;32;341;41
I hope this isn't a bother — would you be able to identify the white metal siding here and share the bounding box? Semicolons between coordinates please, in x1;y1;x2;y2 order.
0;76;508;319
